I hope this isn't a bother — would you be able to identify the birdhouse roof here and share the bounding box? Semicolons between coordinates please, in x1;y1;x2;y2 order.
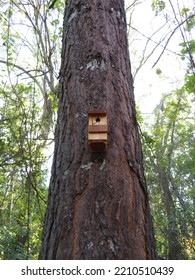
88;110;106;116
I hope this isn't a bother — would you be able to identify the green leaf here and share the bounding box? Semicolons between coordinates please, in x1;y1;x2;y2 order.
152;0;166;15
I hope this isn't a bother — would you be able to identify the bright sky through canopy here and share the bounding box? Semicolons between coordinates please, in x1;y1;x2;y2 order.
125;0;194;115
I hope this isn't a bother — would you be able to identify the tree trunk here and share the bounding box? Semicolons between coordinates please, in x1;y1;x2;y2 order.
39;0;156;260
159;169;185;259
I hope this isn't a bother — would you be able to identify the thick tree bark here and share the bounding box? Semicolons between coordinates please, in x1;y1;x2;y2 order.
39;0;156;259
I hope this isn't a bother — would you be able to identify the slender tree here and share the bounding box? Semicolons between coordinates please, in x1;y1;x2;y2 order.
40;0;156;260
141;89;194;259
0;0;64;259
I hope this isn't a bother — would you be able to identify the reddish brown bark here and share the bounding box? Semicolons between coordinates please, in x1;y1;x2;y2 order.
39;0;156;259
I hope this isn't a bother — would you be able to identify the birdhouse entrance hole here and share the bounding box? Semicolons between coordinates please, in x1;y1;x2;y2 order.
88;111;107;152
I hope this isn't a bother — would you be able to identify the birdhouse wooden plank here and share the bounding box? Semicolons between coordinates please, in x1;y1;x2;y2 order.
88;111;107;152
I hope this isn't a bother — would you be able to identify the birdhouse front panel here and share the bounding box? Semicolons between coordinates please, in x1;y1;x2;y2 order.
88;111;107;152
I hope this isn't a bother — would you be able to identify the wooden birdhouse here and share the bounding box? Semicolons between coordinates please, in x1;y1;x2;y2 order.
88;111;107;152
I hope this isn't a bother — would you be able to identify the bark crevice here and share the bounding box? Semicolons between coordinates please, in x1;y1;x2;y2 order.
39;0;156;260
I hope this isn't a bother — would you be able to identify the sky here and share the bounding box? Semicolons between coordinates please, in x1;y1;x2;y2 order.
125;0;194;115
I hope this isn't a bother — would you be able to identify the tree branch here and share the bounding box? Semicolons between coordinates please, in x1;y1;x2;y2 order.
49;0;58;10
0;59;44;95
152;14;195;68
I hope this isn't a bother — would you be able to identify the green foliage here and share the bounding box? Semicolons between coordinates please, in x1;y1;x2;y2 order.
0;83;48;259
0;0;66;259
181;8;190;17
151;0;166;15
184;74;195;94
156;68;162;75
180;40;195;55
147;1;195;258
141;89;195;259
135;105;144;124
185;16;195;32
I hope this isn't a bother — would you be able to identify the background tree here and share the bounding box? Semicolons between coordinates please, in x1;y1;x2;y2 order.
0;0;65;259
141;88;195;259
39;0;156;260
137;0;195;260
